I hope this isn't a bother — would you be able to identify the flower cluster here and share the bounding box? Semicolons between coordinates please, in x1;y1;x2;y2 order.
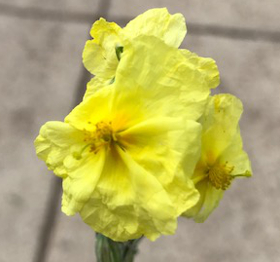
34;8;252;241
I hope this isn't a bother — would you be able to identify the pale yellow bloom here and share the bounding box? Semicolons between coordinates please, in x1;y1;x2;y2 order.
83;8;186;70
34;34;220;241
35;87;200;241
82;8;190;96
183;94;252;222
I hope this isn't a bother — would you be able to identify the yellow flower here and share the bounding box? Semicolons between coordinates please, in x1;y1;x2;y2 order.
34;34;219;241
82;8;189;96
183;94;252;222
35;87;200;242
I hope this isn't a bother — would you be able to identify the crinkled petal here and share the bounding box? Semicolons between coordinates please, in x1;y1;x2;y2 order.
80;145;197;242
181;49;220;89
120;117;201;184
65;86;114;131
220;127;252;177
185;182;224;223
67;83;146;133
119;148;178;236
115;35;213;121
80;146;175;241
83;41;115;79
200;94;244;160
120;117;200;215
34;121;84;178
182;180;208;219
195;185;224;223
83;18;121;79
62;149;106;216
123;8;186;48
83;77;112;100
89;18;121;41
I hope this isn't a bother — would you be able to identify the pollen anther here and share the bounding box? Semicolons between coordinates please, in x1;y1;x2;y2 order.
207;162;234;190
82;121;125;154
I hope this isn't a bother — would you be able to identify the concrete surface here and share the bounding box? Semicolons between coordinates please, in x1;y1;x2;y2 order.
0;12;91;262
0;0;100;13
108;0;280;31
0;1;280;262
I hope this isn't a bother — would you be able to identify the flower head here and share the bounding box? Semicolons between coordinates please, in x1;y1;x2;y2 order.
183;94;252;222
35;86;200;241
33;33;220;241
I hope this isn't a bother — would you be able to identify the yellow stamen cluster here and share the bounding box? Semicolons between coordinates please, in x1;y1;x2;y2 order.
83;121;116;154
207;162;234;190
95;121;114;143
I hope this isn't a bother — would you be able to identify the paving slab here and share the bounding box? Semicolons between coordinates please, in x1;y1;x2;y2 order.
44;34;280;261
0;0;101;13
107;1;280;32
45;213;96;262
0;16;89;262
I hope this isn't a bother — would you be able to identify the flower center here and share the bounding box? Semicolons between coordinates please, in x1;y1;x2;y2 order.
73;121;127;160
82;121;117;154
95;121;114;143
207;162;234;190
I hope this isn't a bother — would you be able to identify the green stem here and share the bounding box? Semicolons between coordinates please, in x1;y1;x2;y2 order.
95;233;142;262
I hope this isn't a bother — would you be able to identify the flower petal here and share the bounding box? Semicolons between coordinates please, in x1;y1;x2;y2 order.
65;86;114;131
62;148;106;215
183;180;224;223
115;35;214;121
34;121;84;178
220;127;252;177
200;94;244;160
181;49;220;89
123;8;187;48
80;146;175;241
120;117;201;184
80;145;196;241
182;180;208;219
83;18;121;79
83;77;111;100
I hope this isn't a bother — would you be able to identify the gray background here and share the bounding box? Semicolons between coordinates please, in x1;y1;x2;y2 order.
1;0;279;261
